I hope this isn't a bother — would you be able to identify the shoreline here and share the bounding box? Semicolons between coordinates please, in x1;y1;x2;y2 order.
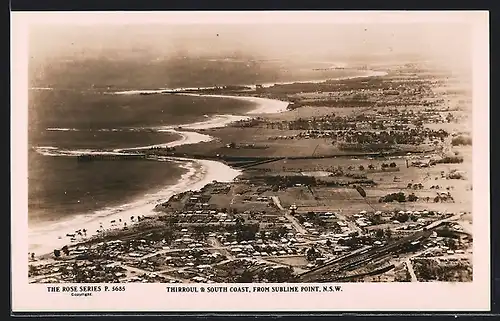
111;69;388;96
28;92;289;256
29;68;386;257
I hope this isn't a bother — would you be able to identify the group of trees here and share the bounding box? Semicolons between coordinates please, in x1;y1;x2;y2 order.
374;228;393;239
53;245;70;258
433;194;455;203
390;211;430;223
379;192;418;203
306;246;322;262
451;135;472;146
264;175;317;189
382;162;398;169
297;212;327;228
447;170;466;180
234;223;260;242
337;234;372;247
336;128;448;146
435;156;464;164
413;259;472;282
407;183;424;189
358;162;398;171
235;265;295;283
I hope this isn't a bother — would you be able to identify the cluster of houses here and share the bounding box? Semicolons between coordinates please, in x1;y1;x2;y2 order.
30;259;127;284
167;210;240;225
128;248;226;272
166;258;292;283
267;126;448;147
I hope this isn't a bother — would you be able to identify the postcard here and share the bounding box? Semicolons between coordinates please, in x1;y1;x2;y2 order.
11;10;490;312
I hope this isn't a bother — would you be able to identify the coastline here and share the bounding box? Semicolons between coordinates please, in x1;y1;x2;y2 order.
29;68;386;256
28;92;288;255
111;69;388;96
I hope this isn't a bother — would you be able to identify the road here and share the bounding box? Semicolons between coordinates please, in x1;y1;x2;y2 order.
405;258;418;282
30;272;63;282
207;237;235;260
130;243;241;261
424;213;463;230
120;264;189;283
335;211;363;234
271;196;309;235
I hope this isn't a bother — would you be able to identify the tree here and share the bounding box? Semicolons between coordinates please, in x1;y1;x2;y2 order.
444;238;457;250
389;162;397;168
371;213;383;225
368;164;375;170
235;217;244;226
236;223;259;241
237;270;254;283
375;229;384;238
53;249;61;258
359;165;365;171
306;247;319;261
62;245;70;256
408;193;418;202
326;239;332;247
394;212;409;223
278;225;288;236
30;253;35;260
29;265;38;276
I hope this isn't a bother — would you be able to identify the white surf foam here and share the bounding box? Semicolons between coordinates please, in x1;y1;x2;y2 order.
46;128;80;132
113;129;213;152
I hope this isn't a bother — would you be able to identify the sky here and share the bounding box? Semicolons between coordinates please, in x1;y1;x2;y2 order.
22;11;479;76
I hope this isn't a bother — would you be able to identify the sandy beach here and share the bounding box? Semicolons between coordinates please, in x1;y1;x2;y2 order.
179;93;290;115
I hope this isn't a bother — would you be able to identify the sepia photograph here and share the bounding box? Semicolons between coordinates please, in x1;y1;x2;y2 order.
11;11;490;312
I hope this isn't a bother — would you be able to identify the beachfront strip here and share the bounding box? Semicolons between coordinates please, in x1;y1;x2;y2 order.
29;62;473;283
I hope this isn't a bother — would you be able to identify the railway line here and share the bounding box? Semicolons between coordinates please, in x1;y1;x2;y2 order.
298;229;431;282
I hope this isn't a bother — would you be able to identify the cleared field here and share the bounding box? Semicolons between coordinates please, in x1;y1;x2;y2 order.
265;255;309;268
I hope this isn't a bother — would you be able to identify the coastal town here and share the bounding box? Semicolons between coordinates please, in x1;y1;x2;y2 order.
28;61;473;284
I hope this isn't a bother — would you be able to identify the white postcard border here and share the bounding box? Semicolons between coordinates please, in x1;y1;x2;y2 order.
11;11;490;312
